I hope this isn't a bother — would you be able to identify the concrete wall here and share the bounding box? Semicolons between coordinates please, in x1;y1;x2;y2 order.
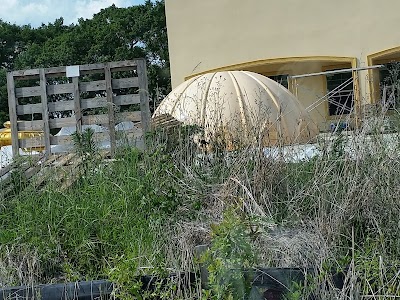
166;0;399;84
165;0;400;130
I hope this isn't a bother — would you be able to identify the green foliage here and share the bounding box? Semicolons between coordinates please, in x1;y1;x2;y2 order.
71;128;98;157
0;69;9;124
283;281;303;300
0;147;181;286
200;209;257;300
0;0;170;122
355;241;400;297
329;132;346;159
1;112;400;299
71;127;101;176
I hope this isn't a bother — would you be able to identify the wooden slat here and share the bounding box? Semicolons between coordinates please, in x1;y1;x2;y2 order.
152;114;182;130
114;94;140;106
0;157;42;197
137;59;151;133
15;78;138;98
24;163;44;180
40;69;51;155
73;77;82;133
7;72;20;156
15;83;74;98
80;80;106;92
112;78;139;89
17;100;75;114
13;67;65;80
79;77;139;93
69;61;137;74
57;112;133;127
15;136;45;148
12;68;41;78
0;163;13;178
152;119;182;128
32;155;61;188
119;127;146;140
16;118;69;131
19;127;143;148
81;94;141;109
49;101;74;112
82;97;107;109
42;154;61;166
16;94;140;115
117;111;142;122
53;128;142;145
152;114;176;124
12;63;138;81
15;111;142;130
15;86;41;98
47;83;74;95
109;66;137;73
51;135;72;145
52;153;76;167
105;64;116;156
78;63;107;72
109;60;138;69
17;103;43;115
82;114;109;126
72;61;137;74
0;157;41;193
60;166;85;190
17;120;44;131
44;66;67;77
12;61;139;80
49;117;75;128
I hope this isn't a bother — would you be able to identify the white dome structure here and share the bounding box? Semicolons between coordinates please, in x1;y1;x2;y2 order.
153;71;318;149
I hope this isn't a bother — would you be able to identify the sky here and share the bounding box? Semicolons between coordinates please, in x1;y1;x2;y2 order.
0;0;146;27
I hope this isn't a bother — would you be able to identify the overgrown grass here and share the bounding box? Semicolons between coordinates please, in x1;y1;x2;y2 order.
1;115;400;299
0;142;189;288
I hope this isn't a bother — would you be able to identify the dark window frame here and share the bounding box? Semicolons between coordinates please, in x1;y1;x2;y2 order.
326;72;354;116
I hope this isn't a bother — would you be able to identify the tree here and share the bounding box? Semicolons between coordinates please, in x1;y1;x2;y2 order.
0;0;170;125
0;68;8;124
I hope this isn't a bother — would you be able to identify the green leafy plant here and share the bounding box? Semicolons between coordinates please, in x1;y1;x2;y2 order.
200;209;257;300
71;127;100;175
71;127;98;158
284;281;303;300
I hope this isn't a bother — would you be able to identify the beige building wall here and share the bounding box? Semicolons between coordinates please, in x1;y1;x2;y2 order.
165;0;400;130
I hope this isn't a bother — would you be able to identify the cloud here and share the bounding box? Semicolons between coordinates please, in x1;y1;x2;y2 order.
0;0;144;27
70;0;133;24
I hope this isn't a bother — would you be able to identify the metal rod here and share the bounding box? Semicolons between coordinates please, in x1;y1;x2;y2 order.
289;65;384;79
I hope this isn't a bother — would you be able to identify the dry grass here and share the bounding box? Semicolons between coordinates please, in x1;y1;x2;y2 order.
0;110;399;299
156;110;400;299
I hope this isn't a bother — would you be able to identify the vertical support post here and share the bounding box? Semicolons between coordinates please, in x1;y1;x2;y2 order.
39;69;51;156
6;72;19;157
73;76;82;134
137;59;151;134
352;68;360;129
105;63;116;157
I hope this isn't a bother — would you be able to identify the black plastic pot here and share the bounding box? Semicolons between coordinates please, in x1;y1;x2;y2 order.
247;267;345;300
0;280;113;300
0;273;197;300
247;267;308;299
140;272;197;292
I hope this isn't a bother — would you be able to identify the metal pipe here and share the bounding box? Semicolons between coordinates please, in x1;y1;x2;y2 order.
289;65;384;79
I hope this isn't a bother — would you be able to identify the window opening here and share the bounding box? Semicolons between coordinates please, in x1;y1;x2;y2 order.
269;74;288;89
326;72;354;116
379;62;400;110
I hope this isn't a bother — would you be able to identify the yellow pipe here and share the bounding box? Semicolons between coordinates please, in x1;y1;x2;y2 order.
0;121;45;152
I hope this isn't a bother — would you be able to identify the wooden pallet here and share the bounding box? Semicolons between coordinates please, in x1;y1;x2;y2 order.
151;114;182;130
0;150;111;198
